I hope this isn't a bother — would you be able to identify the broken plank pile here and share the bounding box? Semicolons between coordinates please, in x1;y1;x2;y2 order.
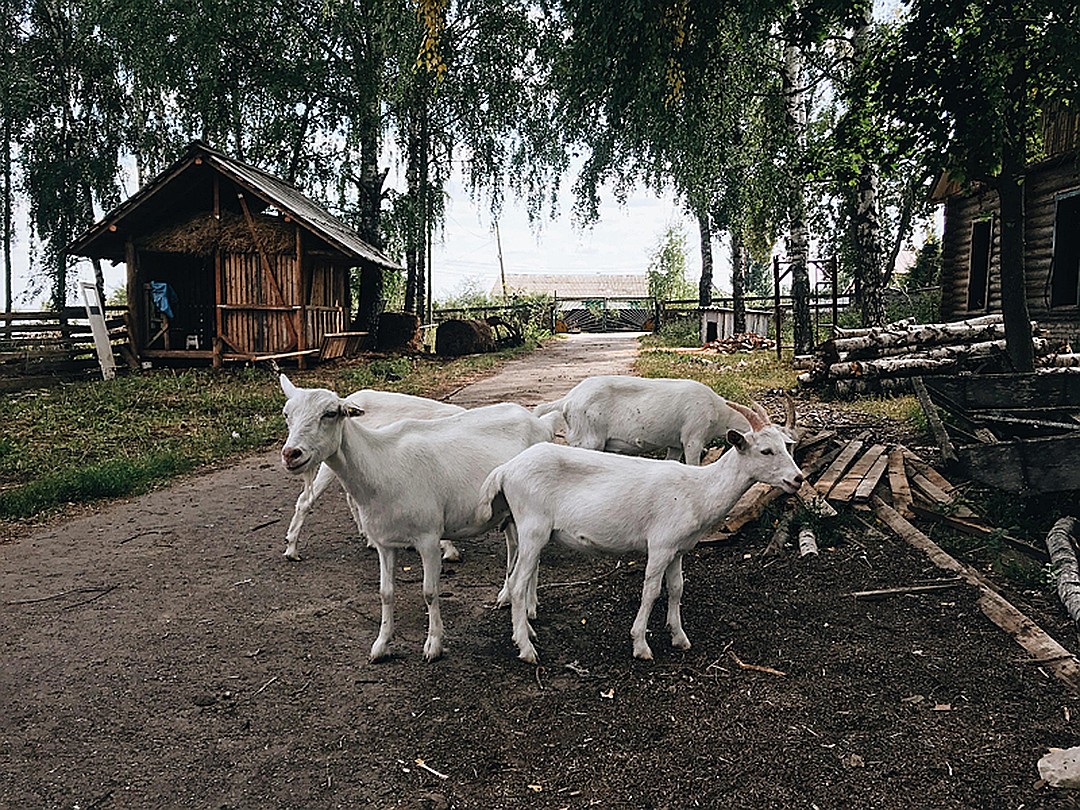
796;314;1065;397
701;332;776;354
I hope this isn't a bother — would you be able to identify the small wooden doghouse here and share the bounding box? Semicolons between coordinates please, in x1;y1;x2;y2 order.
68;140;400;367
931;109;1080;349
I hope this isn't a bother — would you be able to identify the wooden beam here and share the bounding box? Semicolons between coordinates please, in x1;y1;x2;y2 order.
912;376;958;464
887;448;913;517
909;503;1050;563
236;190;299;346
873;497;1080;693
814;440;865;497
854;452;891;502
828;444;888;503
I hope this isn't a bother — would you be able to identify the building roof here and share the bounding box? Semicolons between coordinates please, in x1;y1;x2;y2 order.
68;141;400;270
495;273;649;299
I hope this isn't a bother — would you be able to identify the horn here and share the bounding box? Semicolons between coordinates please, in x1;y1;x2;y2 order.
783;393;796;429
751;402;771;426
729;400;765;431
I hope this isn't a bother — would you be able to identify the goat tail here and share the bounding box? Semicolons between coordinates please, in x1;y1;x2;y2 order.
476;465;509;527
531;398;564;418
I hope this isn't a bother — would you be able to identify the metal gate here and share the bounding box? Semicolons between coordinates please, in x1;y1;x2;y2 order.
554;297;655;333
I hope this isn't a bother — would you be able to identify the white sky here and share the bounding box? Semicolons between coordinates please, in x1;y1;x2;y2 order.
2;166;714;309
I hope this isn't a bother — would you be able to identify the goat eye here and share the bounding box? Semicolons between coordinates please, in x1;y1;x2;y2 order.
321;410;338;420
761;448;774;455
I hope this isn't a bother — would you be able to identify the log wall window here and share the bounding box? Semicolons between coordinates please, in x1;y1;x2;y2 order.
967;218;993;311
1050;191;1080;307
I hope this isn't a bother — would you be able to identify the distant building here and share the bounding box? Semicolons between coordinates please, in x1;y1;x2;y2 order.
492;273;648;300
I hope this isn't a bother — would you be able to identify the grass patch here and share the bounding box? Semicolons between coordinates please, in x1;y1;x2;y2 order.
635;346;798;403
0;345;534;525
829;395;928;439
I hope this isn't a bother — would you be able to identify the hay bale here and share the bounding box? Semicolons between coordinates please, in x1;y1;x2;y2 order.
136;211;294;256
436;319;496;356
376;312;421;351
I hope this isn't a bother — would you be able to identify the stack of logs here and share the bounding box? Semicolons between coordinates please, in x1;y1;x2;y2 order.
796;314;1078;397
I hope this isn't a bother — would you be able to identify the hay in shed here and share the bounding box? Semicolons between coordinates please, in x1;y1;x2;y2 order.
137;211;295;256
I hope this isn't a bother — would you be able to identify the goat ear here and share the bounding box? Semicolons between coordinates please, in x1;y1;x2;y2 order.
727;429;749;452
280;373;299;399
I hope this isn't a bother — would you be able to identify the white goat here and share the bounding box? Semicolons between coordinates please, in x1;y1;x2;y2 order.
283;390;464;561
279;374;560;662
478;400;803;663
532;375;752;465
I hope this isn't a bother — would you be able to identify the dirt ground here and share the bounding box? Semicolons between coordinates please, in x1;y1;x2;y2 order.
2;333;1079;810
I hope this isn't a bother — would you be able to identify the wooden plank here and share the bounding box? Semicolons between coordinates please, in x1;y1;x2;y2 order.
899;446;958;493
955;434;1080;494
828;444;888;503
910;472;977;518
913;376;958;464
850;580;964;600
909;503;1050;563
813;440;864;497
854;452;891;502
873;498;1080;693
887;448;914;516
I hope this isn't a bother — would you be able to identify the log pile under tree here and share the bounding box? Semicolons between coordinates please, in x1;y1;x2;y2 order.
797;314;1074;396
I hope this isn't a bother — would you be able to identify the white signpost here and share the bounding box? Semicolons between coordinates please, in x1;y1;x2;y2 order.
80;281;116;381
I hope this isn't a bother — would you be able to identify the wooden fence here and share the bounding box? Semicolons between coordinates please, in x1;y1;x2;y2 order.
0;308;134;380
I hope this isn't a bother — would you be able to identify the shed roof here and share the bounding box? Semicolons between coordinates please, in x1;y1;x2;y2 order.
495;273;649;298
69;141;400;270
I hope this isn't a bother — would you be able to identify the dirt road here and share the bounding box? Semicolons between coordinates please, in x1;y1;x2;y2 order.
1;333;1077;810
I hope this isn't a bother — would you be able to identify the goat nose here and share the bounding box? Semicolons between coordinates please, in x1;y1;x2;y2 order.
793;471;805;485
282;446;302;464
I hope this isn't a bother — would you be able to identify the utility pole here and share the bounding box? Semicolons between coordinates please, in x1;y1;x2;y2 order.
495;220;507;298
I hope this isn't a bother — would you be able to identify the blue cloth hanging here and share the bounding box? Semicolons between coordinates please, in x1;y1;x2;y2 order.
150;281;178;319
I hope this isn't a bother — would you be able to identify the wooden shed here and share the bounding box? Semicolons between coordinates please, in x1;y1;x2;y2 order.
932;111;1080;349
68;140;400;367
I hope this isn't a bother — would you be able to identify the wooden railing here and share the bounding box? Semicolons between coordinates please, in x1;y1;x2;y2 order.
0;307;133;375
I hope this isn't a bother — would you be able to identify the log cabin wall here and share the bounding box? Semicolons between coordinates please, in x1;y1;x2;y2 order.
940;157;1080;348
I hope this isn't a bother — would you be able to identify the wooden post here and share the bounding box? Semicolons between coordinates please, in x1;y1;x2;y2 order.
213;175;223;359
125;237;143;356
830;256;838;333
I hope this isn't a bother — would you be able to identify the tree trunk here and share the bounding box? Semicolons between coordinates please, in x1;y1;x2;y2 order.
997;171;1034;371
782;39;812;353
732;231;746;333
1045;517;1080;624
3;113;11;316
851;8;887;327
697;209;713;307
996;6;1035;372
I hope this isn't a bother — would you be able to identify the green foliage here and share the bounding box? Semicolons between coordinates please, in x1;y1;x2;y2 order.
904;234;942;290
641;314;700;347
646;224;695;301
635;347;797;403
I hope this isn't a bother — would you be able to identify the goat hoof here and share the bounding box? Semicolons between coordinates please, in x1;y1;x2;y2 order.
518;647;538;665
423;639;444;662
440;542;461;563
283;549;301;561
369;640;391;662
671;634;691;650
495;590;510;608
633;646;654;661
